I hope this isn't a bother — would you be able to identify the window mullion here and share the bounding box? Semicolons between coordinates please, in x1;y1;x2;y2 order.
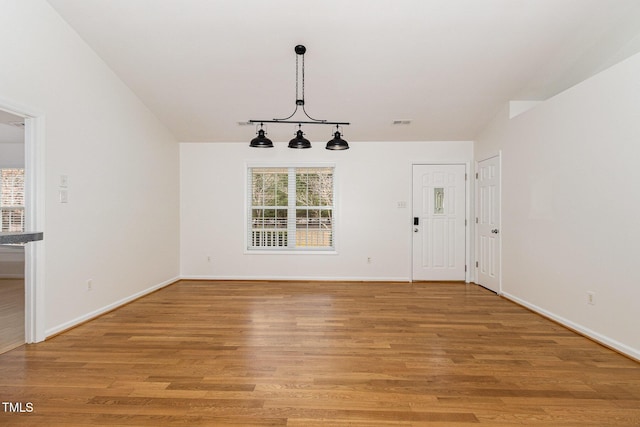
287;167;296;249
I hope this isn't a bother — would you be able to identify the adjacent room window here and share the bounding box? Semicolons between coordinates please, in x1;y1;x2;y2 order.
1;168;25;233
248;166;335;251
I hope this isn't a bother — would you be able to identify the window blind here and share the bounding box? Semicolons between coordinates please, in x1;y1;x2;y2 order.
1;168;25;232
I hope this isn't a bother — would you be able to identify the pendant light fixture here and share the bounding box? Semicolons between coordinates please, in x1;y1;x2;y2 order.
288;124;311;149
248;45;349;149
326;125;349;150
249;123;274;148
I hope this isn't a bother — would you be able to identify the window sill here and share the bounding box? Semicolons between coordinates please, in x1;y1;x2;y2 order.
244;249;337;255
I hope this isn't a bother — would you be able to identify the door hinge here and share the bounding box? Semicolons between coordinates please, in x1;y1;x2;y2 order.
465;265;467;272
475;172;479;179
476;261;479;268
465;173;468;181
465;219;467;226
475;217;478;224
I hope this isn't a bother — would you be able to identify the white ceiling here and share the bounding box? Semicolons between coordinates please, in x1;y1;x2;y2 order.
47;0;640;143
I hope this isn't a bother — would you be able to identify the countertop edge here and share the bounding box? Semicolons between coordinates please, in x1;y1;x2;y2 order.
0;232;44;245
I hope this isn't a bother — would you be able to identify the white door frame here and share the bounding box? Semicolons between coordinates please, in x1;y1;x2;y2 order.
1;97;46;343
474;152;502;294
410;162;471;282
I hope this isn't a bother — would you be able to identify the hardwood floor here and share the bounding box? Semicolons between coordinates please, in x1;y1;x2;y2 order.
1;280;639;426
0;278;24;354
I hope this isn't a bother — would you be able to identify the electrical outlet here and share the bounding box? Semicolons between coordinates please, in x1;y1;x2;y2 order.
587;291;595;305
207;256;211;262
87;279;93;291
367;257;372;264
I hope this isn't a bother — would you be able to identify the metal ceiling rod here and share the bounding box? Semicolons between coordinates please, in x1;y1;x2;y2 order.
248;45;350;126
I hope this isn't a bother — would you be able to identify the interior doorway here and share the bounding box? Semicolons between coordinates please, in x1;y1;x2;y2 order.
0;100;45;348
0;110;26;353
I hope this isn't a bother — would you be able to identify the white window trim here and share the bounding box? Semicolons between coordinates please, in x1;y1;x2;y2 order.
244;162;339;255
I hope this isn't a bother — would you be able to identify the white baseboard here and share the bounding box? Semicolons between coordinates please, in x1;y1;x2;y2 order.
45;276;179;338
179;275;411;282
501;291;640;361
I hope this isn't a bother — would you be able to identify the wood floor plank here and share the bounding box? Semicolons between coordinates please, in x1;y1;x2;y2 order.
1;280;639;426
0;278;25;354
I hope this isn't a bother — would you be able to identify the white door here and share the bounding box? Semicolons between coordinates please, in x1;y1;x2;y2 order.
476;156;501;293
412;164;466;281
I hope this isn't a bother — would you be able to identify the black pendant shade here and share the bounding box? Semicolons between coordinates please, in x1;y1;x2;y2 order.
326;131;349;150
249;128;274;148
288;129;311;149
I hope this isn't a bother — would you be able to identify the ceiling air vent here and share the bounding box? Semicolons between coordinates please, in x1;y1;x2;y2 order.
392;119;412;125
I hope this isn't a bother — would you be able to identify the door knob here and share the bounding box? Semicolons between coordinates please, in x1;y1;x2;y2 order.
414;228;419;233
491;229;499;234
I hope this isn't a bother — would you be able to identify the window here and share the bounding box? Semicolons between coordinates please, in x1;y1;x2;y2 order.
248;166;335;251
1;168;25;232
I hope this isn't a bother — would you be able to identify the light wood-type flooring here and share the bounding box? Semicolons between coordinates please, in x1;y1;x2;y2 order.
1;280;639;426
0;278;24;354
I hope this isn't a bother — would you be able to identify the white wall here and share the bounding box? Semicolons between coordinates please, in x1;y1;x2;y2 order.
0;1;180;336
180;140;473;281
476;52;640;359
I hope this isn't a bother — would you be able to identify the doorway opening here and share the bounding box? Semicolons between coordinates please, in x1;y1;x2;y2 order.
0;110;25;352
0;100;45;350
